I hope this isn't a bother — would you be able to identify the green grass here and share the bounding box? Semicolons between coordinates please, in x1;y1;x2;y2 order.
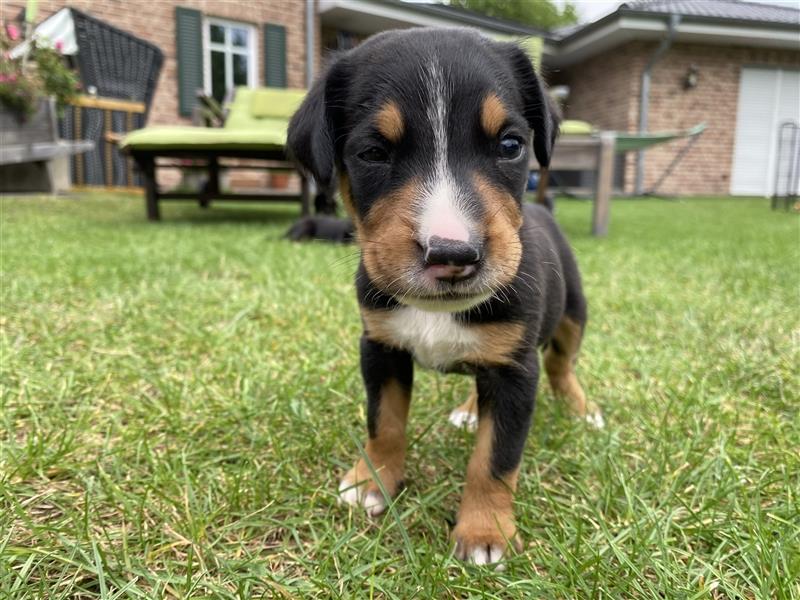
1;193;798;599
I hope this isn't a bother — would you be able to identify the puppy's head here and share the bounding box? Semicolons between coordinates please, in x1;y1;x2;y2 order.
288;28;558;311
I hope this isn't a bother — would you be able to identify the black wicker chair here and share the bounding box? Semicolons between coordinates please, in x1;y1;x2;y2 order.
59;8;163;187
70;8;163;118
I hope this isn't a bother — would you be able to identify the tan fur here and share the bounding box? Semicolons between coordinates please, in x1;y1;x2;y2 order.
452;411;521;556
375;101;404;143
453;386;478;419
473;174;523;287
358;180;421;295
339;174;356;218
480;93;507;138
342;379;410;498
464;321;526;366
360;308;398;348
544;316;597;417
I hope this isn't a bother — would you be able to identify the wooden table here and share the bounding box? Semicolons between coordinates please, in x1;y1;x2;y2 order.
532;132;616;236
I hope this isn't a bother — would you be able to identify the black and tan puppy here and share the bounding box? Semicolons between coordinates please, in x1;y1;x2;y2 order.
288;28;602;565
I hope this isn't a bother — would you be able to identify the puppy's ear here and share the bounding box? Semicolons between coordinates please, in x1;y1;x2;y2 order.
504;44;560;168
287;57;350;188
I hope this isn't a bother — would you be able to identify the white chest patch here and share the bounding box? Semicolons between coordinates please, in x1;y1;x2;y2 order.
384;307;480;370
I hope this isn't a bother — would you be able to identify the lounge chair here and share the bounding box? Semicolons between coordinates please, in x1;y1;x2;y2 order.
121;87;310;220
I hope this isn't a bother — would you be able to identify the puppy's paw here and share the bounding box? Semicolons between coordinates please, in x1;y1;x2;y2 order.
448;407;478;431
584;402;605;429
338;476;387;516
337;461;401;517
452;517;520;568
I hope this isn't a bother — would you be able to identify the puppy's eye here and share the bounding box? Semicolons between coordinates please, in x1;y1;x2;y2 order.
358;147;390;163
498;136;524;160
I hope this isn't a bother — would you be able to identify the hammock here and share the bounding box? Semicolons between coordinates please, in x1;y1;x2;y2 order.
614;123;707;152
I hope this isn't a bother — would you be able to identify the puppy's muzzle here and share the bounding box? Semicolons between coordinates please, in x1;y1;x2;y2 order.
422;235;482;283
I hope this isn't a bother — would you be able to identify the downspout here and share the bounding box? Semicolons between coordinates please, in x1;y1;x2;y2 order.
636;13;680;196
305;0;315;87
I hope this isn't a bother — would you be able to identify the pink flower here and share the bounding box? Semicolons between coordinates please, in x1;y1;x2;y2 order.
6;24;20;41
55;40;63;52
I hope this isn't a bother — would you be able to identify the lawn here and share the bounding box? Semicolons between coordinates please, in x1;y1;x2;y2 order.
1;193;798;599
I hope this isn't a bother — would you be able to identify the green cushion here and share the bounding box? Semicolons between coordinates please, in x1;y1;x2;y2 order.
247;88;306;119
121;124;288;151
561;120;595;135
122;87;308;150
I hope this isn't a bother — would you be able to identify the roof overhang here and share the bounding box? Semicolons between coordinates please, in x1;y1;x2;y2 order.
318;0;540;39
545;13;800;68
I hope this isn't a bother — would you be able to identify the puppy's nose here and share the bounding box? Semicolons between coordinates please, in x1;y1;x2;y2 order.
424;236;481;266
422;236;481;282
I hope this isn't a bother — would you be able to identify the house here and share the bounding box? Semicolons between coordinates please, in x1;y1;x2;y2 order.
3;0;797;198
1;0;545;190
546;0;800;197
0;0;543;126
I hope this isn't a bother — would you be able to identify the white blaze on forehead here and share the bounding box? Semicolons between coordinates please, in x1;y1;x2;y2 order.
418;58;472;244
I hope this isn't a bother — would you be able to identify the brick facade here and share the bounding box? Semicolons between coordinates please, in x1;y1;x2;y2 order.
556;41;800;196
1;0;314;127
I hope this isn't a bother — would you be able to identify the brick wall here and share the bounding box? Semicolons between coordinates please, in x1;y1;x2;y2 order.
641;43;800;196
556;41;800;196
1;0;312;126
550;41;645;192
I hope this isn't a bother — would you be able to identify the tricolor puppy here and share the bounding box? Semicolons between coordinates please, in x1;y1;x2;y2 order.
288;28;602;566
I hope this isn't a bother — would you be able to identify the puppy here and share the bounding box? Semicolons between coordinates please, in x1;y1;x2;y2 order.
285;215;354;243
288;28;602;566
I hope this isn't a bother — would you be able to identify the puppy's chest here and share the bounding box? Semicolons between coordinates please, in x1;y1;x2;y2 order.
381;307;480;370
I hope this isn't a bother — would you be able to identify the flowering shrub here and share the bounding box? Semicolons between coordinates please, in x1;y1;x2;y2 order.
0;21;80;119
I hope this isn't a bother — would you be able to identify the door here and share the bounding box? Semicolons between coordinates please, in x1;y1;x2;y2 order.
731;67;800;197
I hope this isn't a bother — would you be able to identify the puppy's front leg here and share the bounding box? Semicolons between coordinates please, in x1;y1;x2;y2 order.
453;356;538;565
339;336;413;516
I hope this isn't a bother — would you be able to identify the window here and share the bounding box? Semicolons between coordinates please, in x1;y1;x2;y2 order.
203;18;257;103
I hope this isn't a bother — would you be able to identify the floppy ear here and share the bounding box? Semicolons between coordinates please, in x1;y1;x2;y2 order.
504;44;560;168
287;57;350;188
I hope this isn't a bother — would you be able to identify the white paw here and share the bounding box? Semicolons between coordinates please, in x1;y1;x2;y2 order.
337;478;387;516
363;491;387;516
338;477;360;507
448;408;478;431
469;545;505;566
585;411;605;429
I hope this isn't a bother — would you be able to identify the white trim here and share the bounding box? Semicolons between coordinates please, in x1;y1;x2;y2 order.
318;0;519;39
547;17;800;67
202;16;258;100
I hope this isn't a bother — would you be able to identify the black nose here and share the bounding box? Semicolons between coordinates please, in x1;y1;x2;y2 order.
423;236;482;267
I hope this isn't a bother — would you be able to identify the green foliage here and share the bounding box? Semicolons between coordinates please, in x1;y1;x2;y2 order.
1;194;798;597
0;22;79;119
449;0;578;29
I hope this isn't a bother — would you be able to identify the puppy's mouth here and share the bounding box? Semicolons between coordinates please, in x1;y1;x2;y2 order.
422;263;478;285
397;287;494;312
394;266;495;312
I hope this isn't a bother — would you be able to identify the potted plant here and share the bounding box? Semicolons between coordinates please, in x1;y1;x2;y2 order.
0;21;79;122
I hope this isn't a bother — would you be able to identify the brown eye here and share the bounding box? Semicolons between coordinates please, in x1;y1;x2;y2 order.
358;147;390;163
498;136;523;160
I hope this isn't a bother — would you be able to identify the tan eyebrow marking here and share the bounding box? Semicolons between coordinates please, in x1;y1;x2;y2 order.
481;93;507;138
375;100;405;143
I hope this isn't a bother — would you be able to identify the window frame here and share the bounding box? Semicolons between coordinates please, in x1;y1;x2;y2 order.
202;16;258;101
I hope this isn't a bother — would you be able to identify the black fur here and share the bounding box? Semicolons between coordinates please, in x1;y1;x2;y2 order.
361;336;414;439
285;215;354;243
